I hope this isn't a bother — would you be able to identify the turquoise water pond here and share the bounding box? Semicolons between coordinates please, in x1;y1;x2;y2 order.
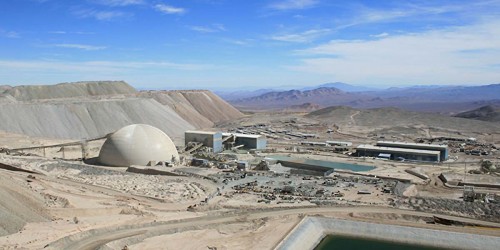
269;155;375;172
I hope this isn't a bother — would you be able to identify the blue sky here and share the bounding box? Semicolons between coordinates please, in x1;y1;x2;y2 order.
1;0;500;90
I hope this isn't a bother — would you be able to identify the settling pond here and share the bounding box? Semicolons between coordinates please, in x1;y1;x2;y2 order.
314;235;449;250
269;155;375;172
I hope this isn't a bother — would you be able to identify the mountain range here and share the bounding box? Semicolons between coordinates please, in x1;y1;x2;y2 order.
228;83;500;115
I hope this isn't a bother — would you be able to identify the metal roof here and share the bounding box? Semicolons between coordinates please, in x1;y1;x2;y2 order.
357;144;441;156
185;130;221;135
376;141;448;149
222;133;264;139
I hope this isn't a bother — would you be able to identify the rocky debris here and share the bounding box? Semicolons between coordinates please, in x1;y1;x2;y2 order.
43;194;69;208
393;197;500;222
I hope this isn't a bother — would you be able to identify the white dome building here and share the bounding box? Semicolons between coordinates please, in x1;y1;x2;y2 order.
98;124;179;167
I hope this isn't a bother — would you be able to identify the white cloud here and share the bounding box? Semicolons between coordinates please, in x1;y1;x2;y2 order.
55;44;107;50
0;29;20;38
223;38;254;46
271;29;330;43
269;0;318;10
291;21;500;85
334;1;500;31
189;24;226;33
0;60;213;73
49;31;95;35
154;4;186;14
371;32;389;38
91;0;144;6
74;9;130;21
49;31;67;34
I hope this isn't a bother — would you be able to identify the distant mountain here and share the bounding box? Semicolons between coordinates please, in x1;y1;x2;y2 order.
227;83;500;113
374;83;500;101
453;105;500;122
281;102;322;112
215;88;276;101
231;87;370;110
302;82;379;92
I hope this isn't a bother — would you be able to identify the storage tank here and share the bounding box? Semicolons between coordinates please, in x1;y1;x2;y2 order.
98;124;179;167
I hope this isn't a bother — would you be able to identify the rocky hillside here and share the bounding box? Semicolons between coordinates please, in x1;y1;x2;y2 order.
454;105;500;122
307;106;500;133
281;102;322;112
0;81;242;141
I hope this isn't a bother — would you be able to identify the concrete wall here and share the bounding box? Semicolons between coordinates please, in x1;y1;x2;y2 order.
185;131;223;153
276;217;500;250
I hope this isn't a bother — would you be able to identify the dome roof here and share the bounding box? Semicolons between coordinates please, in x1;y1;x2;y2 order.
98;124;179;167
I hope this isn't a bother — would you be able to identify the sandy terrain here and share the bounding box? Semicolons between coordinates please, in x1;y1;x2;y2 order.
0;86;499;250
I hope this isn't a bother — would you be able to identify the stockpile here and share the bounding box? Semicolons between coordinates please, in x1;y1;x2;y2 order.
0;81;242;141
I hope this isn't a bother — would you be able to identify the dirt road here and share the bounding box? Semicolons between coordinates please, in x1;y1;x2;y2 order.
46;206;500;250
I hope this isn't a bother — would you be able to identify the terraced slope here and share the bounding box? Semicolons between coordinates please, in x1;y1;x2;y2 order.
0;81;241;141
140;90;244;128
0;98;194;141
1;81;137;101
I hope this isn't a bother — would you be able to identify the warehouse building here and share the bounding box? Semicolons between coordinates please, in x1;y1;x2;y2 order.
356;144;441;162
376;141;448;161
185;131;223;153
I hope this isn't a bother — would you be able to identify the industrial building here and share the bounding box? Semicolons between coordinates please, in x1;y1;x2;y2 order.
376;141;448;161
222;133;267;150
185;131;223;153
185;131;266;151
98;124;179;167
356;145;441;162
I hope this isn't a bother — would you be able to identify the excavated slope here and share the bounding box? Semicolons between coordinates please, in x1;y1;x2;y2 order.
140;90;244;128
0;171;49;236
180;91;243;122
0;98;194;141
0;81;242;141
139;91;213;129
2;81;137;101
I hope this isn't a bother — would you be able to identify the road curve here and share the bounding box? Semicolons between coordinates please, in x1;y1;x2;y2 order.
46;206;500;250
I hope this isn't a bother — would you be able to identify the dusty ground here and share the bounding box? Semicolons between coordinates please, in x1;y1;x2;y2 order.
0;110;499;249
